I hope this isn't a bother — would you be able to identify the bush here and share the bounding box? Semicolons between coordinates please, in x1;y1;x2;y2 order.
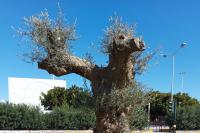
175;105;200;130
0;103;95;130
0;103;46;129
40;87;68;110
40;85;94;110
0;103;22;129
44;106;95;130
0;102;148;130
129;108;149;130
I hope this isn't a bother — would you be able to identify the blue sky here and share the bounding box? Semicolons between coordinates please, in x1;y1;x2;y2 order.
0;0;200;101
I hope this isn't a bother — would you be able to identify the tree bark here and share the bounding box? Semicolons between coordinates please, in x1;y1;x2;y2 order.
38;55;96;81
91;51;134;133
94;111;131;133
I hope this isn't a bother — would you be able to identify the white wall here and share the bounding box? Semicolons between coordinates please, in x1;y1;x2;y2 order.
0;99;6;103
8;77;66;108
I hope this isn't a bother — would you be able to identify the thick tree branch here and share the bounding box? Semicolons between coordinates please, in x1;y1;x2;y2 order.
38;55;96;81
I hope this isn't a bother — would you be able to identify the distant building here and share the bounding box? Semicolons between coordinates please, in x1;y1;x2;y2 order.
0;99;6;103
8;77;66;109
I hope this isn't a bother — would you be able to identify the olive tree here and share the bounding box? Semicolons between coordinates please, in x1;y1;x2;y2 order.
16;9;153;133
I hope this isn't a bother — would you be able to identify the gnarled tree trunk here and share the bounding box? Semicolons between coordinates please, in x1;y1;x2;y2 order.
19;12;147;132
38;38;144;133
39;43;142;133
92;51;134;133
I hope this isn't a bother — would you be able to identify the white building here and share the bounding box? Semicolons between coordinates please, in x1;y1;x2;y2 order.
8;77;66;109
0;99;6;103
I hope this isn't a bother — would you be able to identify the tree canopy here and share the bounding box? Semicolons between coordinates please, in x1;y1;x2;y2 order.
40;85;94;110
149;91;199;122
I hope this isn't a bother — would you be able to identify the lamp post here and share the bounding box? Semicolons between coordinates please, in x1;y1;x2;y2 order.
161;42;187;132
162;42;187;102
171;43;187;101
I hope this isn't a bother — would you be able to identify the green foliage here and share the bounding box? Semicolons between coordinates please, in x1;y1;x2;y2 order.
0;102;148;130
149;91;199;122
96;83;150;116
44;106;95;130
40;87;68;110
170;105;200;130
41;84;150;130
66;85;94;109
40;85;94;110
0;103;95;130
149;91;171;121
129;107;148;130
96;82;151;130
0;103;45;129
174;92;199;106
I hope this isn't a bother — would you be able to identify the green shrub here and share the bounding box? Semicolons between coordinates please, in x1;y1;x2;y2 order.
129;107;149;130
175;105;200;130
17;105;46;130
0;103;22;129
0;103;46;129
40;85;94;110
0;102;149;130
165;105;200;130
0;103;95;130
40;87;68;110
44;106;95;130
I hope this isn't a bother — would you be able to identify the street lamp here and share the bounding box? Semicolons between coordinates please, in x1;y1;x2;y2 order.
161;42;187;102
161;42;187;133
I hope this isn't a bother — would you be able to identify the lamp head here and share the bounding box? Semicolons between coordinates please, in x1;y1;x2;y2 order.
180;42;187;48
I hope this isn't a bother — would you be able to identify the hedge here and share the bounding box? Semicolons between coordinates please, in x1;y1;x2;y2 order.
175;105;200;130
0;103;148;130
43;107;95;130
0;103;95;130
165;104;200;130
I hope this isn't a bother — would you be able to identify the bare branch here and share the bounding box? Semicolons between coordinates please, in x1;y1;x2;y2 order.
132;51;156;75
